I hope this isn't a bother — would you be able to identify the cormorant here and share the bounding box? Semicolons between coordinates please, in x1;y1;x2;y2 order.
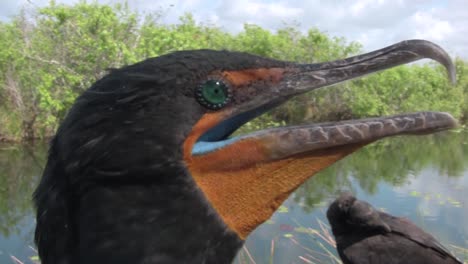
327;193;462;264
34;40;457;264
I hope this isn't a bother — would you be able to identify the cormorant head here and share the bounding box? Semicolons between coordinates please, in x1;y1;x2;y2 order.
326;192;357;232
327;192;391;237
34;40;456;263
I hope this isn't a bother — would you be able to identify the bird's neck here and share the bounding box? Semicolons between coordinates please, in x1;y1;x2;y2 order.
73;170;243;264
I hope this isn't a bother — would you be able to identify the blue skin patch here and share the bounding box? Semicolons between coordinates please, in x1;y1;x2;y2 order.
192;137;242;155
193;105;270;155
192;113;247;155
192;101;283;155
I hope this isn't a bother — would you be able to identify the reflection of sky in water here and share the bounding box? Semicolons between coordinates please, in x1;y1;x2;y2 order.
0;214;35;263
392;167;468;245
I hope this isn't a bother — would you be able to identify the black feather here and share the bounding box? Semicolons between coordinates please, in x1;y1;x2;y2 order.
33;50;285;264
327;193;462;264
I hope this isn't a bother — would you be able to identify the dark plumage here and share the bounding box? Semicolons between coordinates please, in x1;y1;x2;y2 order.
33;41;457;264
327;193;462;264
33;50;264;264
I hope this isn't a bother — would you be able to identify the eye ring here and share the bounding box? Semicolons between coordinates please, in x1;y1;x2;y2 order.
195;79;232;110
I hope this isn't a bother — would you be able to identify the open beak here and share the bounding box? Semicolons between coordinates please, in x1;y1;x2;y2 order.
184;39;457;238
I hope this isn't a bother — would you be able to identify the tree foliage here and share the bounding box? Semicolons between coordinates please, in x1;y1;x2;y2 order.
0;1;466;141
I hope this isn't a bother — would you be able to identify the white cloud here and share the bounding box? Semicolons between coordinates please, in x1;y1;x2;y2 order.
213;0;304;32
411;11;454;41
1;0;467;58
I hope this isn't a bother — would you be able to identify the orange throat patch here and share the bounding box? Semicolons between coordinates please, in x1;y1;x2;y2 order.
183;113;364;239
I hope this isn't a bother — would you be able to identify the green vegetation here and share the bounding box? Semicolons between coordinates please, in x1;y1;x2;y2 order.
0;1;467;142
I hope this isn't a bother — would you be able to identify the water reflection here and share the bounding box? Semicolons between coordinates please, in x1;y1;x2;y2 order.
0;131;467;263
292;130;468;212
0;143;46;262
242;131;468;263
394;167;468;243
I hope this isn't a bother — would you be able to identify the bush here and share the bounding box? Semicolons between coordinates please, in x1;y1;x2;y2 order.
0;2;465;141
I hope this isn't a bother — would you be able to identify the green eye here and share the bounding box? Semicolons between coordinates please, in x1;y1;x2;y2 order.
195;80;232;110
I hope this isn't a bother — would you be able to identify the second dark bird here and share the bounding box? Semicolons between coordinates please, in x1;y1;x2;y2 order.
327;193;462;264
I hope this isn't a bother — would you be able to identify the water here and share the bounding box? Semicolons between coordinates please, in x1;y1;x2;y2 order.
0;131;467;263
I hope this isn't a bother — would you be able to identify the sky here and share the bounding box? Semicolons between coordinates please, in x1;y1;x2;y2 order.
1;0;467;59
